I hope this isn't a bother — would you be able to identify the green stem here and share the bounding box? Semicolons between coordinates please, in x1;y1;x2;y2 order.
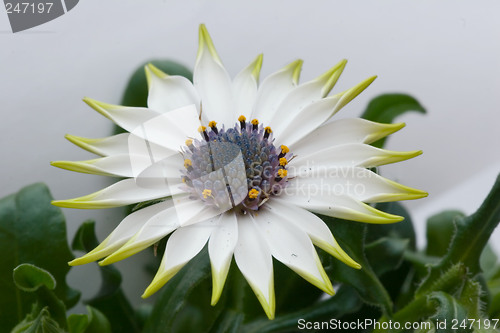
375;296;435;333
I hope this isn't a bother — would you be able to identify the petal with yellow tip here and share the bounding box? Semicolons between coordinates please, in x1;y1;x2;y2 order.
269;59;348;134
291;118;406;157
194;24;235;125
65;133;130;157
282;186;404;224
208;212;238;305
290;144;422;176
70;199;177;266
234;214;276;319
255;206;335;295
142;217;216;298
251;59;303;125
51;178;184;209
145;64;200;114
270;199;360;269
233;54;263;119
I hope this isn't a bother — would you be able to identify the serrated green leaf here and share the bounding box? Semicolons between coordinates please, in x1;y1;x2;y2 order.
321;216;393;315
425;210;465;257
12;306;64;333
360;93;426;148
0;183;79;332
72;221;140;333
418;174;500;295
428;292;471;333
13;264;56;292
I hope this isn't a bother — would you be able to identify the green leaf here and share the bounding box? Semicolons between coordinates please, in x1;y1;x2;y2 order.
0;183;79;332
428;292;471;333
425;210;465;257
72;221;140;333
365;237;409;277
12;306;64;333
13;264;56;292
68;306;111;333
143;247;219;333
321;216;393;315
360;93;426;148
208;310;244;333
417;174;500;295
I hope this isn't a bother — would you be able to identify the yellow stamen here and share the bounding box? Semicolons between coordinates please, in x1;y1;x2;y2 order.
185;139;193;146
198;126;207;132
279;157;288;166
264;126;272;133
238;115;246;122
248;189;260;199
278;169;288;178
281;145;290;154
251;119;259;125
202;189;212;199
209;121;217;128
184;159;192;168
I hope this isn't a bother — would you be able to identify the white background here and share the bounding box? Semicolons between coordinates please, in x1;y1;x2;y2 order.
1;0;499;312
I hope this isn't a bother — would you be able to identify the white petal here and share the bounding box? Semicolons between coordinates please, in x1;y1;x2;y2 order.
194;25;235;126
208;212;238;305
52;178;184;209
274;95;340;145
84;98;200;151
65;133;130;157
142;216;216;297
269;60;346;135
282;180;404;223
234;214;275;319
255;206;334;295
268;199;359;269
51;154;162;178
145;64;200;114
100;196;211;266
290;143;422;176
232;54;263;119
288;167;427;203
290;118;406;157
251;59;303;125
70;199;177;265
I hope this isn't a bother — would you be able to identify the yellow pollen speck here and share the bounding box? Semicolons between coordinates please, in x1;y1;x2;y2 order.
238;115;246;122
279;157;288;166
251;119;259;125
281;145;290;154
185;139;193;146
198;126;207;132
184;159;192;168
248;188;259;199
209;121;217;128
264;126;272;133
202;189;212;199
278;169;288;178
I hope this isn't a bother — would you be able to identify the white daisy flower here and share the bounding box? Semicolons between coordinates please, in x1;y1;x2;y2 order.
52;24;427;319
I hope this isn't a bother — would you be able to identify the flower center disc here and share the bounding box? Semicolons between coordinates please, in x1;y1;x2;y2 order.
181;116;290;213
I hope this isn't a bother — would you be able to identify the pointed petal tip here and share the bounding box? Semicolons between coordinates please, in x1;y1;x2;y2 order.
197;23;221;63
289;59;304;85
251;53;264;80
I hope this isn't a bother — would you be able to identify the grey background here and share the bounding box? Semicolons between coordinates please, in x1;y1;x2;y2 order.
1;0;499;313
